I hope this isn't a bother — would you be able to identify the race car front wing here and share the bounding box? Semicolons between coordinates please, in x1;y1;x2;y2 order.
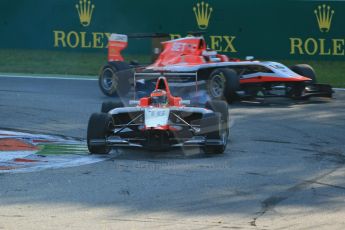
88;135;224;149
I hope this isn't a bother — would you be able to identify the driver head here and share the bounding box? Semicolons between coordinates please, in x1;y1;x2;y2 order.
150;89;168;107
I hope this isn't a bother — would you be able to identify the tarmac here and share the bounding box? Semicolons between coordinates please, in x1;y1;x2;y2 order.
0;75;344;229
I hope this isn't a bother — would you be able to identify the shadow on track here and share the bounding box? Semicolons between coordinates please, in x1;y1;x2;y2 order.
109;147;222;160
232;97;332;108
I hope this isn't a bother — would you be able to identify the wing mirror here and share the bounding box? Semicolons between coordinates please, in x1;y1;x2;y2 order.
129;100;140;105
245;56;254;61
181;100;191;105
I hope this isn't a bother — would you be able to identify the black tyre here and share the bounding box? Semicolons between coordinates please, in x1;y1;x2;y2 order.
87;113;112;154
207;68;240;103
290;64;316;83
200;113;227;155
98;61;131;97
205;100;229;135
101;101;124;113
286;82;306;99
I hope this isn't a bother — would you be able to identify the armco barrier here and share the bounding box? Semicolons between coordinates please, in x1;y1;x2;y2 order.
0;0;344;60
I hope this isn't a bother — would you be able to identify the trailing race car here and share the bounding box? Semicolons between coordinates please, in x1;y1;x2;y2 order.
87;77;229;155
99;34;333;102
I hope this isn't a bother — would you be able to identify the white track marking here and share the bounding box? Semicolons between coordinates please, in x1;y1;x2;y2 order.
0;129;109;174
3;155;107;173
0;151;36;162
0;73;97;81
1;73;344;90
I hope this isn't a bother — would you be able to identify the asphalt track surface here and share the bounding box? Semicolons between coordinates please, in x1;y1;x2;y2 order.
0;75;345;229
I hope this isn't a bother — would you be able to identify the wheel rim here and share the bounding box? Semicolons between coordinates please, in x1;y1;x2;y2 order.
210;73;226;98
101;68;118;91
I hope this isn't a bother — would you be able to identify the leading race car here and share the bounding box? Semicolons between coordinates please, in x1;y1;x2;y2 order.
87;77;229;155
99;34;333;102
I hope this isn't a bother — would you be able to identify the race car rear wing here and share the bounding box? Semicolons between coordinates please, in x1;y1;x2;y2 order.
108;33;170;62
107;32;204;63
108;34;128;62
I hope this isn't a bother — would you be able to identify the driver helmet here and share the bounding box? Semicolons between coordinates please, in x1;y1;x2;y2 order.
150;89;168;106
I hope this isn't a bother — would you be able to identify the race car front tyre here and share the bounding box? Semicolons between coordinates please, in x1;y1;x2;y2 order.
200;113;227;155
98;61;131;97
207;68;240;103
87;113;112;154
290;64;316;83
101;101;124;113
286;82;306;100
205;100;229;135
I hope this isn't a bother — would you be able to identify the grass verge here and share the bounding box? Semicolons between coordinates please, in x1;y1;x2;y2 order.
278;60;345;88
0;49;344;87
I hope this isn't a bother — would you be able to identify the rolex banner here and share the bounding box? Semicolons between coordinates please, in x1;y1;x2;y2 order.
0;0;344;60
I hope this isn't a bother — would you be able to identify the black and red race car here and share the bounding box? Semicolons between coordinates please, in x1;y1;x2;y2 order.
88;77;229;154
98;34;333;102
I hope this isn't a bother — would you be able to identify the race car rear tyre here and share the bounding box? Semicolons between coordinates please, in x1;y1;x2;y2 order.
205;100;229;135
99;61;131;97
290;64;316;83
101;101;124;113
207;68;240;103
200;113;227;155
87;113;112;154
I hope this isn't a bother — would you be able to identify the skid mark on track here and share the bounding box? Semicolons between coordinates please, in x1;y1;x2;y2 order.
252;139;292;144
250;164;344;228
107;217;248;229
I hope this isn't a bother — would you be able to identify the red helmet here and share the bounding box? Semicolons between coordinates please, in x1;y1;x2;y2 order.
150;89;168;106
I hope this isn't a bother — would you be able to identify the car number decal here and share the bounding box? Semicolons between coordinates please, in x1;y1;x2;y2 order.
145;108;170;128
